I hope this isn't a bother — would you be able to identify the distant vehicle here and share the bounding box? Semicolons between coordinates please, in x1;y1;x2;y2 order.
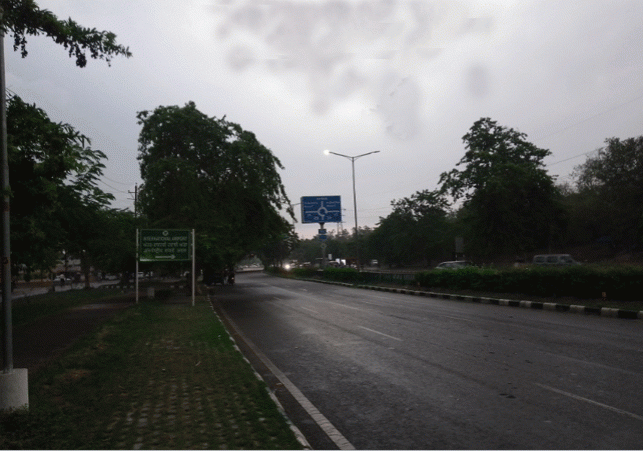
435;260;475;270
205;272;225;286
532;254;580;266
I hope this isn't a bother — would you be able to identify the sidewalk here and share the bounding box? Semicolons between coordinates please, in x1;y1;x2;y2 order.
2;291;305;449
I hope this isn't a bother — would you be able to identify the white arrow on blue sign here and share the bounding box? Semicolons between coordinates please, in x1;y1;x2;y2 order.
301;196;342;224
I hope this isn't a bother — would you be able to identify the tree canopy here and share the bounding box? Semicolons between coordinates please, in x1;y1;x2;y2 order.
136;101;293;272
439;117;563;256
370;190;450;266
7;93;115;274
1;0;131;67
572;136;643;249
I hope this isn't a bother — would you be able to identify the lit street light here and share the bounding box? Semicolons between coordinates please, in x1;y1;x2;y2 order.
324;149;380;269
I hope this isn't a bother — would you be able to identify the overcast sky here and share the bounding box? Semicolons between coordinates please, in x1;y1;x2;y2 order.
6;0;643;238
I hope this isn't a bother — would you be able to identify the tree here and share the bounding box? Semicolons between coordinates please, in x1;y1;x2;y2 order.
1;0;131;67
572;136;643;249
7;93;114;276
85;208;137;278
1;0;131;379
136;102;293;274
369;190;450;266
2;1;131;276
439;118;563;257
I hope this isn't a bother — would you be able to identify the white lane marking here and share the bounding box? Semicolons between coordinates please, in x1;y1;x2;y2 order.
218;307;355;450
357;326;403;342
326;301;363;311
300;306;318;314
541;351;642;378
441;315;475;323
535;383;643;422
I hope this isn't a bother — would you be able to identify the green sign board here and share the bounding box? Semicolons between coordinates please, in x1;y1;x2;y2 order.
139;229;192;262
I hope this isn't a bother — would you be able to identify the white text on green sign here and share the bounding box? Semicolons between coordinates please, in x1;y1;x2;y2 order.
139;229;192;262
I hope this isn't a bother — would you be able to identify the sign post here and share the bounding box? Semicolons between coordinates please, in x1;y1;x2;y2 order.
138;229;195;305
301;197;341;268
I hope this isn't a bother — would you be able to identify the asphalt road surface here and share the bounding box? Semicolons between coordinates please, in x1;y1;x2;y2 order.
214;271;643;449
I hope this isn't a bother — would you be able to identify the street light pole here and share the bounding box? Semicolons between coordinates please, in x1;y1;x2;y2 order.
1;10;29;412
324;150;379;269
1;10;13;374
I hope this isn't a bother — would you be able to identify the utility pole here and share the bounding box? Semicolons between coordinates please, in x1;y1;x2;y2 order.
1;9;12;374
128;183;138;220
128;184;139;303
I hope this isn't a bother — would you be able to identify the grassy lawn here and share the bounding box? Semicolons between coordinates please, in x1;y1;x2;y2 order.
0;298;303;450
10;288;132;328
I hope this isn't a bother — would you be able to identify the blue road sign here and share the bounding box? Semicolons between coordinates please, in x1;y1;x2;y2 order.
301;196;342;224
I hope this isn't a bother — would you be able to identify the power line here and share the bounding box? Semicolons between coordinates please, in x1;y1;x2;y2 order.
102;174;134;186
97;179;128;194
533;87;643;143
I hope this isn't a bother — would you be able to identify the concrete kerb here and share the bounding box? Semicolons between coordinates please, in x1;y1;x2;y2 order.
299;278;643;320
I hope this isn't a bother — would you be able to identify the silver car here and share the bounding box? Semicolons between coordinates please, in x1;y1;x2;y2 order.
435;260;475;269
532;254;580;266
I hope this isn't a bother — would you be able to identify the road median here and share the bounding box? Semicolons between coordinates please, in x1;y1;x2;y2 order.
1;294;304;449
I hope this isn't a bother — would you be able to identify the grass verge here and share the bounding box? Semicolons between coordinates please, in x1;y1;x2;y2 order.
11;289;132;328
0;298;303;450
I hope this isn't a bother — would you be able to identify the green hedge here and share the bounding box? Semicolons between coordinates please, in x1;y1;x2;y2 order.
322;267;362;283
414;265;643;301
290;267;321;279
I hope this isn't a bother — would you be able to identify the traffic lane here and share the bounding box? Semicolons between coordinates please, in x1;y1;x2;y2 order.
257;295;643;448
296;283;643;428
220;273;643;449
264;279;643;411
310;285;643;399
222;274;643;448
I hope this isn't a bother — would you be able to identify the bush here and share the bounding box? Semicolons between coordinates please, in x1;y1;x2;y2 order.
415;265;643;301
323;267;361;283
154;288;173;300
290;267;320;279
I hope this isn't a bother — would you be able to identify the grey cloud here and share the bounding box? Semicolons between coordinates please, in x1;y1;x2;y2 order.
227;44;256;71
211;0;477;141
465;63;489;98
376;74;421;140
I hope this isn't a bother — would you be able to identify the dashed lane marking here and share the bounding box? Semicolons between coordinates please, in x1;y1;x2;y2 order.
357;326;403;342
535;383;643;422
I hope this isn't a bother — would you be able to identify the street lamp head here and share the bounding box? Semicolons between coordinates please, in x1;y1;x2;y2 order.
323;149;330;156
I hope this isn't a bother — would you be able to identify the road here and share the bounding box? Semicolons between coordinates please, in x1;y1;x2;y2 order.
2;280;120;301
214;271;643;449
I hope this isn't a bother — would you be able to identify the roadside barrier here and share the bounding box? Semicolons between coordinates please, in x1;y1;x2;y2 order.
307;278;643;320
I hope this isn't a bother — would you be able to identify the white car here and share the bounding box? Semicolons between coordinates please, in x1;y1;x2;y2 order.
532;254;580;266
435;260;475;270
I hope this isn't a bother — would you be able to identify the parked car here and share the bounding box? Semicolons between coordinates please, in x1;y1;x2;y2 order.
532;254;580;266
435;260;475;270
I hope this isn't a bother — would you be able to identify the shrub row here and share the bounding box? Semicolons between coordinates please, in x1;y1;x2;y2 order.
414;266;643;301
290;267;320;279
